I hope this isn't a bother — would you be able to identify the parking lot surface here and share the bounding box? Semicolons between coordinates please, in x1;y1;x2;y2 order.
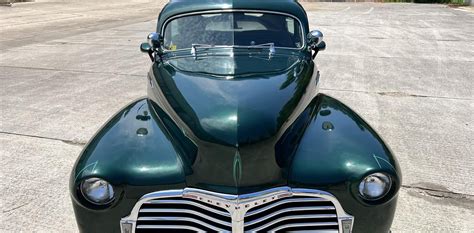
1;1;473;232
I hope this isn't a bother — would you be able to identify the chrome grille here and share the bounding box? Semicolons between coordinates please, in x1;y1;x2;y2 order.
121;187;354;233
135;197;231;233
244;196;338;232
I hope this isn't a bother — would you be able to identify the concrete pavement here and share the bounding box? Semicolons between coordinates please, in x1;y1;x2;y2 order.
1;1;473;232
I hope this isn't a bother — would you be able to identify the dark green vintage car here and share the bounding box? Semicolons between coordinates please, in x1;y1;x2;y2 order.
70;0;401;232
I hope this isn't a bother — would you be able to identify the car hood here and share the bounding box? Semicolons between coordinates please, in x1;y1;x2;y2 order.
149;54;317;194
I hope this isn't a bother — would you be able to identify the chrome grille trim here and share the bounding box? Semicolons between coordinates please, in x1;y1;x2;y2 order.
144;199;230;217
269;222;339;233
244;206;337;229
136;216;228;231
245;197;327;217
138;209;232;227
247;214;338;232
136;224;206;232
285;231;338;233
121;187;354;233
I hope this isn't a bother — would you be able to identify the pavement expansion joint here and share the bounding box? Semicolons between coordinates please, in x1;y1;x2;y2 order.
320;88;473;101
0;131;86;147
0;65;145;77
0;65;144;77
2;202;29;214
402;185;474;200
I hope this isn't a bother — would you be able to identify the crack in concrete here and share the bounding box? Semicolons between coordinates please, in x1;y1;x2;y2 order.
320;88;473;101
0;65;143;77
377;91;430;98
0;131;86;146
403;185;474;210
2;202;30;214
402;185;474;199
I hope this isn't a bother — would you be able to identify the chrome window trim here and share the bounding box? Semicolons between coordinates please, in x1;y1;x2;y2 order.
160;9;307;52
121;187;354;233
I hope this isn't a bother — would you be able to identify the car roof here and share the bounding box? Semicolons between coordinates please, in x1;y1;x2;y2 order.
156;0;309;34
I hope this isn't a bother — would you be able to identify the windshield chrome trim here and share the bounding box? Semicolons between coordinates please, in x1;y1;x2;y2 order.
191;43;276;59
160;9;306;52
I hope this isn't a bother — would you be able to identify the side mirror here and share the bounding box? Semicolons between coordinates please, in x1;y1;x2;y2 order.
307;30;326;59
140;42;152;53
316;41;326;51
140;32;163;62
147;32;162;50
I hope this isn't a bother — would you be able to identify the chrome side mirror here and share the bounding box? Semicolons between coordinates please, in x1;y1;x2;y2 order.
141;32;163;62
147;32;162;49
307;30;326;59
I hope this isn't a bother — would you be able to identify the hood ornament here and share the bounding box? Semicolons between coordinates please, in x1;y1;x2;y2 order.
233;149;243;187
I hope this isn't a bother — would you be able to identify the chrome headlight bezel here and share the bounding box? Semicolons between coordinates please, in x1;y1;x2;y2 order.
358;173;392;201
80;177;115;205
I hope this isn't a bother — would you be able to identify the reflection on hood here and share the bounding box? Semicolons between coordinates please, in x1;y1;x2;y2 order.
154;54;312;146
150;52;317;194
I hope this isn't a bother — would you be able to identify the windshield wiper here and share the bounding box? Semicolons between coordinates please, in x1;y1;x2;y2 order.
191;44;214;59
247;43;276;58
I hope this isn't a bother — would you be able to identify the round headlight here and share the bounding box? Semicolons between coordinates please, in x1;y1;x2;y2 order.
358;173;391;200
80;178;115;205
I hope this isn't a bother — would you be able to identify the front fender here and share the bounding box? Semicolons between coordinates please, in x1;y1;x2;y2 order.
69;98;189;233
288;94;402;233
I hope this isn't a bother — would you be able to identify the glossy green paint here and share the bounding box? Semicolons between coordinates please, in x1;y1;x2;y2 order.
286;95;401;233
70;99;188;232
148;49;315;194
289;96;401;189
71;1;401;232
71;94;400;233
152;50;311;145
71;99;187;187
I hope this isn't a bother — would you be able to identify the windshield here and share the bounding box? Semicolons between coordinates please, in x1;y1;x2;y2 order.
163;12;303;50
